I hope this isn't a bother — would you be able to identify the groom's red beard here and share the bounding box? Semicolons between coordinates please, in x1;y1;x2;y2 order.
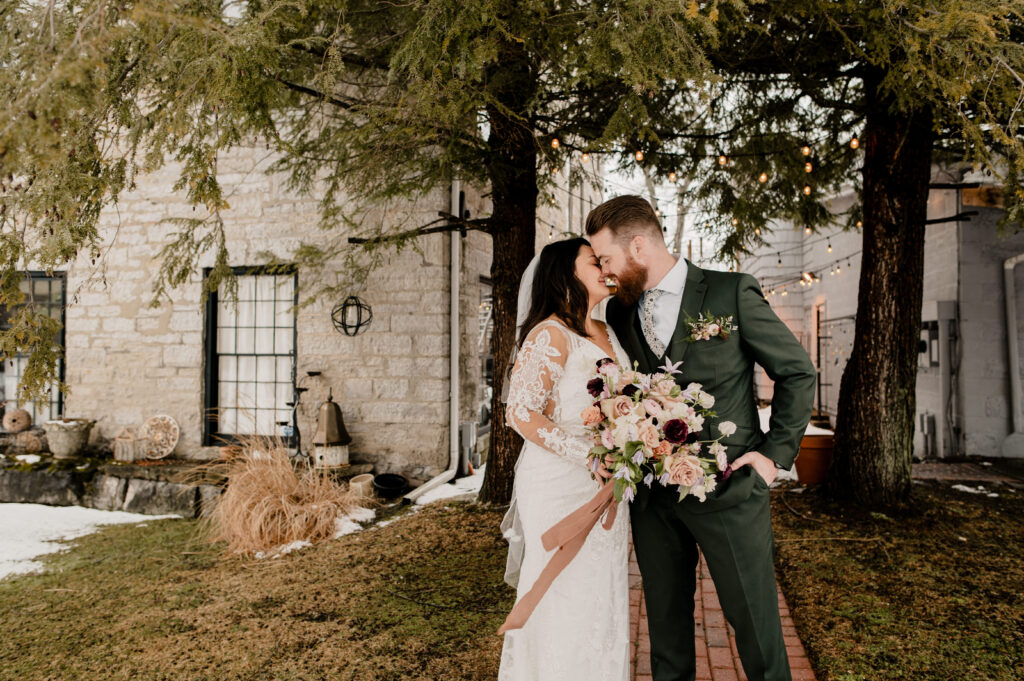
612;257;648;307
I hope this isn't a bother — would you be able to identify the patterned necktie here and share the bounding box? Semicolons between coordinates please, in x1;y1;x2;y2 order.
640;289;665;357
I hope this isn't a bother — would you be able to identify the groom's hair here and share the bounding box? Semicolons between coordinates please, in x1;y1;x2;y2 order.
585;195;663;245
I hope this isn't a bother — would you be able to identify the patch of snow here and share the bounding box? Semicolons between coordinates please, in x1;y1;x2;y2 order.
13;454;41;464
0;503;181;580
414;464;486;505
951;484;999;498
332;506;376;538
255;540;311;560
757;407;833;436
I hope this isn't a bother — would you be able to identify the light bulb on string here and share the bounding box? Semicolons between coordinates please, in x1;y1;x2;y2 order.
856;220;863;228
718;155;728;166
759;172;768;183
803;185;812;196
801;146;811;156
850;137;860;149
804;162;813;173
827;239;833;253
669;171;677;183
805;226;812;235
551;137;560;149
732;218;739;226
755;227;761;236
781;288;788;297
635;150;644;162
777;252;782;268
581;152;590;163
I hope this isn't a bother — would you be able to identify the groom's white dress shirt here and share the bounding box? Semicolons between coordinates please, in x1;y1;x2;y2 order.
639;256;688;350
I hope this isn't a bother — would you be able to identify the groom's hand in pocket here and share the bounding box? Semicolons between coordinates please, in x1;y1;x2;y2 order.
731;450;778;486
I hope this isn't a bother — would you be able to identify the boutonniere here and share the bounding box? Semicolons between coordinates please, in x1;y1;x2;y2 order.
685;311;738;342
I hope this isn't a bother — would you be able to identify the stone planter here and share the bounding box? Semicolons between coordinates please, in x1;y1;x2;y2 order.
42;418;97;459
795;434;833;484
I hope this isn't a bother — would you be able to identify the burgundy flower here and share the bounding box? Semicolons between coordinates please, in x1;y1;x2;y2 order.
586;377;605;398
596;357;615;368
716;464;733;484
663;418;689;443
622;384;640;398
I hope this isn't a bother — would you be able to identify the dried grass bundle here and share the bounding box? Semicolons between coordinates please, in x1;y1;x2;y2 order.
199;436;371;556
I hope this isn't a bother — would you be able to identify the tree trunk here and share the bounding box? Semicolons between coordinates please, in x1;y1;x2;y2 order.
477;44;538;506
828;74;934;508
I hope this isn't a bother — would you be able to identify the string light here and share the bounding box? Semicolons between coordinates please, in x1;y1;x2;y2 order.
801;146;811;156
668;171;678;183
755;227;761;236
759;172;768;183
781;288;788;297
635;150;644;162
777;252;782;267
804;162;813;173
551;137;560;149
856;220;863;228
732;218;739;226
581;152;590;163
552;166;560;175
803;185;812;196
718;155;728;166
850;137;860;149
827;239;833;253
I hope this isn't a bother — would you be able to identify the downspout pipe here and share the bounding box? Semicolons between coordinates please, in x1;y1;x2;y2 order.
1001;252;1024;455
404;179;462;502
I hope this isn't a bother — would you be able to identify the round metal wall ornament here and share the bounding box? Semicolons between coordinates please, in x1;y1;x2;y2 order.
332;295;373;336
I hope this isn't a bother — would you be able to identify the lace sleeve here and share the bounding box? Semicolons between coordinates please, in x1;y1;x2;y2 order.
505;322;592;467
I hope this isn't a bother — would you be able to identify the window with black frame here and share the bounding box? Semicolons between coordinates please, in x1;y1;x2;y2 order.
0;273;66;429
204;268;296;444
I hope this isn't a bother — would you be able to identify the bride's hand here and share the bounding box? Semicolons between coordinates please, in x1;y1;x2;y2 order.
594;454;615;483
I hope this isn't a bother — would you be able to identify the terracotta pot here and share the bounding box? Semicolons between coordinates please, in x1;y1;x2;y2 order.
42;418;96;459
795;434;833;484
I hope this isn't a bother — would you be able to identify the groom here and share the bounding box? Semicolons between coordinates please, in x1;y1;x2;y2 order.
587;196;815;681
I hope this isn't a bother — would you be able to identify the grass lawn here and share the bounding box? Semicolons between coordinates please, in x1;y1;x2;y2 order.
2;484;1021;681
0;502;514;681
772;482;1024;681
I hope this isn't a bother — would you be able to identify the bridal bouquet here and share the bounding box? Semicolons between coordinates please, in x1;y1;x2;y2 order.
581;357;735;503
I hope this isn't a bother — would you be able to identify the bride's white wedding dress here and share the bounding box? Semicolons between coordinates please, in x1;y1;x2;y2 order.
498;313;632;681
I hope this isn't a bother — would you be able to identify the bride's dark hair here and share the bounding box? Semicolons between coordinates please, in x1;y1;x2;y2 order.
518;237;592;347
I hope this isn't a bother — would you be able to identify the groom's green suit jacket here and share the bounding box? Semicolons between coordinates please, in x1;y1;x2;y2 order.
605;260;816;512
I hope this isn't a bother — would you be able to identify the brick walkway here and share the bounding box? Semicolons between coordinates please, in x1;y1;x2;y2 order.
629;542;816;681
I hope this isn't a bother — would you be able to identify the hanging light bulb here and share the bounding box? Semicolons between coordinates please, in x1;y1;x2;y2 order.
732;217;739;226
805;226;812;235
552;166;560;175
551;137;560;149
777;253;782;267
801;146;811;156
759;172;768;183
827;239;833;253
755;227;761;236
850;137;860;149
799;279;806;287
655;209;662;217
830;267;836;276
781;288;788;297
718;155;728;166
856;220;863;228
581;152;590;163
836;264;842;274
635;150;644;162
668;171;678;183
804;162;813;173
803;185;812;196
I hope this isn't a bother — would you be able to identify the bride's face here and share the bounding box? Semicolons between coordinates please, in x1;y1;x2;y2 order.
575;245;613;305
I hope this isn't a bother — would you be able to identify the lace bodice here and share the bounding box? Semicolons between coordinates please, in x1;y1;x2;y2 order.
505;317;629;467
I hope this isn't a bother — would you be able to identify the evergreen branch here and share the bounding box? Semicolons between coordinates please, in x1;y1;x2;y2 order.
347;213;492;245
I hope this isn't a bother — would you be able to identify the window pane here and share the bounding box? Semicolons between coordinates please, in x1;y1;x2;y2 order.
218;380;235;408
256;409;275;436
274;328;292;354
237;299;255;328
238;276;256;301
255;327;273;354
217;327;235;354
236;328;254;354
276;356;292;381
218;355;236;382
256;276;275;302
219;407;237;434
217;300;236;328
275;382;291;409
238;356;256;382
275;300;292;327
256;356;275;383
275;275;295;301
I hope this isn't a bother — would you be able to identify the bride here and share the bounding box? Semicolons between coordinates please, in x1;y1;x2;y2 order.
497;237;632;681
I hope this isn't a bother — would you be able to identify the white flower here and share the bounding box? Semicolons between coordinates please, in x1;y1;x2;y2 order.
697;391;715;409
718;421;737;437
708;323;721;336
